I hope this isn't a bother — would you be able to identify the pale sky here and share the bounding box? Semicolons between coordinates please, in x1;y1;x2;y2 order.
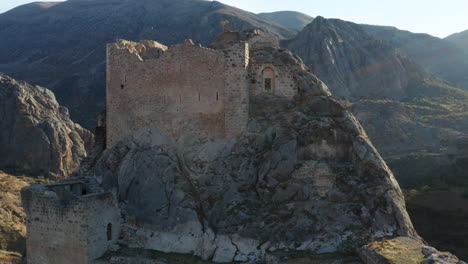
1;0;467;38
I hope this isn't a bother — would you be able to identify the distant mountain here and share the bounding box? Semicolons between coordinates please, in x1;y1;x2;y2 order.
0;0;294;127
257;11;314;31
283;17;468;171
445;29;468;53
283;17;429;101
361;24;468;91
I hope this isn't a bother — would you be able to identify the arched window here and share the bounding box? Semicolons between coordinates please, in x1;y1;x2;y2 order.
107;223;112;241
262;67;275;92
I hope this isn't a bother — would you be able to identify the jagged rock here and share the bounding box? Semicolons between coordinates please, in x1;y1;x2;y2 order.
0;74;92;179
94;93;417;262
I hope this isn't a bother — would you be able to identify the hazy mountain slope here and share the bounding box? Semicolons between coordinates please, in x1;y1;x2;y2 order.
0;0;294;127
446;29;468;53
361;24;468;91
283;17;429;101
257;11;314;31
283;16;468;169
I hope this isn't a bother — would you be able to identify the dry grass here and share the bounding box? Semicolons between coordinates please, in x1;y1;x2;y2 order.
0;250;22;264
0;171;50;255
367;238;425;264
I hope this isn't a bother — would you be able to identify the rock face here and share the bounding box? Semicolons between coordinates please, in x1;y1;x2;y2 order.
94;94;417;262
257;11;314;31
0;74;92;179
0;0;293;128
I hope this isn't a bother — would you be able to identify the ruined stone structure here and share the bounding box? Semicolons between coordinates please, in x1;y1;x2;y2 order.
21;178;121;264
22;30;332;264
106;30;300;147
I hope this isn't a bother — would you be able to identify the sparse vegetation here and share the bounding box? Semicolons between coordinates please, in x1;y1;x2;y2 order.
0;171;50;256
366;239;425;264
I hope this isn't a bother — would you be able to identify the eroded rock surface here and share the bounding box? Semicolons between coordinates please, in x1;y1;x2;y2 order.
0;74;92;179
94;94;417;263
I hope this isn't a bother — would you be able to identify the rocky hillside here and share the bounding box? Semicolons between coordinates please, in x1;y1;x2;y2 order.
0;74;92;179
283;17;434;101
0;0;293;127
257;11;314;31
361;24;468;91
283;17;468;157
446;29;468;54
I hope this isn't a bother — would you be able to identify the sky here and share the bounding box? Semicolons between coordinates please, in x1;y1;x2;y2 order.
1;0;467;38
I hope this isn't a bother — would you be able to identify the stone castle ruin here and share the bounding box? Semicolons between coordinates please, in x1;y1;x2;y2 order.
21;30;423;264
105;30;323;147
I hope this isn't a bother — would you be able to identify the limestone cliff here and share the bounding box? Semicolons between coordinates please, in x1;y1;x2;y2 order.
0;74;92;179
93;93;417;262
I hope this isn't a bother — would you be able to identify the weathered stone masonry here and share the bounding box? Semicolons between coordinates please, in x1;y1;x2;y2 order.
106;31;300;148
22;179;121;264
22;30;332;264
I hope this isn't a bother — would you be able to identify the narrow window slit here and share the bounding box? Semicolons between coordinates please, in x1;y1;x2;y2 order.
107;223;112;241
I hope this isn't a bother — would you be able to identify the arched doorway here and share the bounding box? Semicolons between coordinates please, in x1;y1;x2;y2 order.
262;67;275;92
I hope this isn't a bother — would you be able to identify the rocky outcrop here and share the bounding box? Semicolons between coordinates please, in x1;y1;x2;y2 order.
93;94;417;262
0;74;92;179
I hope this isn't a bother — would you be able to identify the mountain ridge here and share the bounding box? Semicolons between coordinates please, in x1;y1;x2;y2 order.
257;10;314;31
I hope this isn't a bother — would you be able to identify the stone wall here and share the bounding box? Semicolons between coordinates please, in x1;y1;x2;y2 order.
107;40;227;147
248;61;298;99
107;33;301;148
223;42;250;137
21;182;121;264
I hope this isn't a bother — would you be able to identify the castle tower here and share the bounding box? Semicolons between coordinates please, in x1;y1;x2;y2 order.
212;32;250;137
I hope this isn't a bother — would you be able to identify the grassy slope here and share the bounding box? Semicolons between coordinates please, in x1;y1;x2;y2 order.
0;171;49;258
